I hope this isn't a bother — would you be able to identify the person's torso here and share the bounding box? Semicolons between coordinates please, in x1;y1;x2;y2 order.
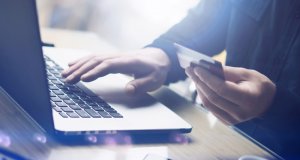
226;0;300;93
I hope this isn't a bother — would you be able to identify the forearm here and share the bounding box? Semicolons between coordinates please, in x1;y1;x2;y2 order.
147;0;231;84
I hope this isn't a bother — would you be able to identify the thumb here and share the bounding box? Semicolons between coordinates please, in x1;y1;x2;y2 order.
125;75;161;95
223;66;248;82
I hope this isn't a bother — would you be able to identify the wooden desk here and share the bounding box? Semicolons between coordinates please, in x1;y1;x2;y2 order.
0;28;277;160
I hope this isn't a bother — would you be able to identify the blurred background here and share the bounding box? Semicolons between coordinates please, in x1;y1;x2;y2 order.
37;0;199;50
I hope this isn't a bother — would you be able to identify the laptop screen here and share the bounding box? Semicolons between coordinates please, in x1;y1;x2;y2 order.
0;0;54;133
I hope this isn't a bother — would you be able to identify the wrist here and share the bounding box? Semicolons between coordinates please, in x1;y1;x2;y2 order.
143;47;171;72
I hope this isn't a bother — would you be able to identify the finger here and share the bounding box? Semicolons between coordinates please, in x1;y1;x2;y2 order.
196;87;238;125
223;66;249;82
186;67;242;120
194;76;242;120
125;73;161;95
193;67;247;106
62;55;96;77
64;58;102;83
80;57;141;82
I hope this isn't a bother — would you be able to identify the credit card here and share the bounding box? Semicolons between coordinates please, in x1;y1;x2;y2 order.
174;43;225;80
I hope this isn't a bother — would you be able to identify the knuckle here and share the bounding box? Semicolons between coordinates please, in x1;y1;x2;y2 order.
100;61;111;69
239;68;250;78
105;59;117;65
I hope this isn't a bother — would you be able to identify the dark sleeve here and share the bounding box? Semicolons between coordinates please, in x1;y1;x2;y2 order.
146;0;232;84
236;85;300;158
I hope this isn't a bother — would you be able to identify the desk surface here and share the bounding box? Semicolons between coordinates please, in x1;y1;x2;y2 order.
0;28;276;160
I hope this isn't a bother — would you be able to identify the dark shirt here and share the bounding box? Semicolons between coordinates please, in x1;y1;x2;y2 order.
148;0;300;158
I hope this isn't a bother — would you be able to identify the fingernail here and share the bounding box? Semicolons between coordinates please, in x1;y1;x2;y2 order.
63;78;70;83
125;84;135;95
81;75;90;82
81;74;87;80
65;75;74;82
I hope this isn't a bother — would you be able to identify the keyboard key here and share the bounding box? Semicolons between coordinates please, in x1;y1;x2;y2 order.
64;84;74;88
55;66;63;71
81;97;92;102
69;105;82;110
59;112;68;118
49;92;56;97
76;92;87;97
53;107;62;112
60;88;70;92
64;100;75;105
47;67;55;71
91;97;105;103
92;106;104;111
53;90;64;95
75;110;91;118
79;104;90;109
51;80;62;84
73;99;85;104
50;101;56;107
48;76;57;80
69;88;81;93
104;108;117;113
64;91;73;94
51;97;62;102
85;109;101;118
100;103;111;108
68;94;80;100
98;111;112;118
49;70;60;74
109;113;123;118
58;95;70;100
53;73;61;76
66;112;80;118
61;107;73;112
86;102;98;106
56;84;66;89
55;102;68;107
49;85;59;90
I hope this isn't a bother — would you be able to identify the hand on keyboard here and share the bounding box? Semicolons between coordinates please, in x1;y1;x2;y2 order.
61;48;171;95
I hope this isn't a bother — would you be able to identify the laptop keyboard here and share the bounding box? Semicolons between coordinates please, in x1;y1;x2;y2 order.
44;55;123;119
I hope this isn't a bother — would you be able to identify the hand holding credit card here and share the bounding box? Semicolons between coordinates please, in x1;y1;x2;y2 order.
174;43;225;80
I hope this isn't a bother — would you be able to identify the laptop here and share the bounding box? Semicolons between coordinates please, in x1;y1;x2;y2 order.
0;0;192;137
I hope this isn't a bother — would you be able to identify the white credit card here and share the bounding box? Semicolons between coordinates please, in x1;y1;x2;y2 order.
174;43;225;80
174;43;215;69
